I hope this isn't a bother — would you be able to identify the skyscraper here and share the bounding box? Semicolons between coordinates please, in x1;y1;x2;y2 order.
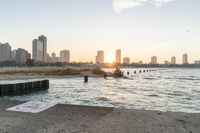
151;56;157;64
60;50;70;63
115;49;121;64
182;54;188;64
96;50;104;64
171;56;176;64
0;43;11;62
123;57;130;64
11;49;17;61
38;35;47;62
15;48;31;64
32;39;43;62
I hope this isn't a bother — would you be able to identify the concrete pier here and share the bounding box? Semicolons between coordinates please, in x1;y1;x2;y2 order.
0;80;49;96
0;100;200;133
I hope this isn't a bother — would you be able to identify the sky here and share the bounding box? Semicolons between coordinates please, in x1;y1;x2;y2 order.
0;0;200;63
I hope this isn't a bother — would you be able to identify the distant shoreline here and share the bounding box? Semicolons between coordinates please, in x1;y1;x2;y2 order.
0;67;106;80
0;66;199;80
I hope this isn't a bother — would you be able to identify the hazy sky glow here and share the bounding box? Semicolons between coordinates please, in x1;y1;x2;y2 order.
0;0;200;63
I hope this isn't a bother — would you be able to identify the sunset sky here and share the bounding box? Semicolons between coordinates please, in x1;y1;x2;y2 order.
0;0;200;63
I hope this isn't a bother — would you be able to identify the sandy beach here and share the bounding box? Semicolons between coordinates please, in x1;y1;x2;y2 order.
0;99;200;133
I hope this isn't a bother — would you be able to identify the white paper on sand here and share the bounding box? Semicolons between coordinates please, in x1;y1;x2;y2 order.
6;101;57;113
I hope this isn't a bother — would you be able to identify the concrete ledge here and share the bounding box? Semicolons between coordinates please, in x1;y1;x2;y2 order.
0;80;49;96
0;99;200;133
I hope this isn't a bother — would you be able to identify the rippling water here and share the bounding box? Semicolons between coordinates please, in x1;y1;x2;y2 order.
1;68;200;113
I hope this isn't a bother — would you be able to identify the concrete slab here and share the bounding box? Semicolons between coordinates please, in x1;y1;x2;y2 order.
0;100;200;133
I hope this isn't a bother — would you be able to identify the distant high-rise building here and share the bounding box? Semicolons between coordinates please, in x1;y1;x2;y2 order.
164;61;169;65
32;39;43;62
115;49;121;64
51;52;56;62
15;48;31;64
46;53;52;63
182;54;188;64
151;56;157;64
123;57;130;64
96;50;104;64
171;56;176;64
11;49;17;61
60;50;70;63
194;60;200;65
138;61;143;64
38;35;47;62
51;52;56;58
51;52;60;62
0;43;11;62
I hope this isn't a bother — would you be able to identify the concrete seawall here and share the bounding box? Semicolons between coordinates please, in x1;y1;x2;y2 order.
0;80;49;96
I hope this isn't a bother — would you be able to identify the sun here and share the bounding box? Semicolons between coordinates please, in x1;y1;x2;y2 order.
106;55;115;63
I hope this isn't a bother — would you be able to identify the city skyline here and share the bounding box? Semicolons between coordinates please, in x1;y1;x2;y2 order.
1;40;200;64
0;0;200;63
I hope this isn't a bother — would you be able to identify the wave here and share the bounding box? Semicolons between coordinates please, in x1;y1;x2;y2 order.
185;97;192;100
177;78;200;81
166;91;187;96
146;94;159;97
143;77;158;80
96;97;111;102
163;77;200;81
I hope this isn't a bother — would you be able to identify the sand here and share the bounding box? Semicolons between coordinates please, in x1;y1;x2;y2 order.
0;99;200;133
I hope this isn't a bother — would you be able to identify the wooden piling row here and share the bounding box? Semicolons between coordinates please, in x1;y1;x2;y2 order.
127;68;160;75
0;80;49;96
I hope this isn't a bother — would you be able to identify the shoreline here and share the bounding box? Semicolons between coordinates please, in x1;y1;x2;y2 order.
0;74;103;80
0;67;109;80
0;99;200;133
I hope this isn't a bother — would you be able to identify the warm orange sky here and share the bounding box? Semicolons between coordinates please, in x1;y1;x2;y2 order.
0;0;200;64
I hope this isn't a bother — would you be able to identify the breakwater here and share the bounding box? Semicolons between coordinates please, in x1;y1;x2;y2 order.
0;80;49;96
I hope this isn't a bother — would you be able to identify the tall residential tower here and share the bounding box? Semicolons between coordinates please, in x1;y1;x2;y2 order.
32;39;43;62
115;49;121;64
182;54;188;64
151;56;157;64
171;56;176;64
38;35;47;62
0;43;11;62
60;50;70;63
96;50;104;64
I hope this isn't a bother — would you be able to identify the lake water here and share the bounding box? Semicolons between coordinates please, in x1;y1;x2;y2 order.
1;68;200;113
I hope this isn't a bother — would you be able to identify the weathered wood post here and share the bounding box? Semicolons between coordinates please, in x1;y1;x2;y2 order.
84;75;88;83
